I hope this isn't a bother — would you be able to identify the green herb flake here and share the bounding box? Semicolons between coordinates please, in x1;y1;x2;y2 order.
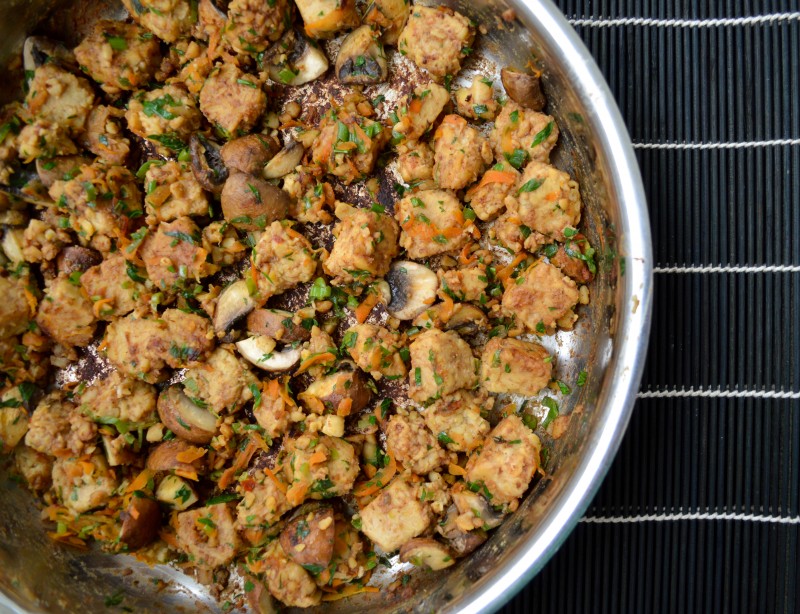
517;177;544;194
530;121;554;147
577;370;588;387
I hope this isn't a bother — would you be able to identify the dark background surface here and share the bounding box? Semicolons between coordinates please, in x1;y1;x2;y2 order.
502;2;800;613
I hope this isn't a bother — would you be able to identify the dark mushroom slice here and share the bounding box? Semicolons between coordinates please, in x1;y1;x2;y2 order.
220;172;291;231
335;25;388;85
213;279;258;333
23;36;77;72
157;386;218;445
399;537;456;570
363;0;410;45
386;260;439;320
452;487;505;529
190;133;228;194
412;303;488;336
119;496;162;550
36;155;92;188
146;439;208;474
262;139;304;180
437;505;487;557
298;363;372;414
246;308;311;343
241;570;278;614
0;165;52;207
279;504;336;569
56;246;102;276
220;134;280;176
501;67;546;111
267;30;329;86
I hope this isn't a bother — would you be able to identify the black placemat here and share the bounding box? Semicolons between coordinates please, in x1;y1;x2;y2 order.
502;2;800;612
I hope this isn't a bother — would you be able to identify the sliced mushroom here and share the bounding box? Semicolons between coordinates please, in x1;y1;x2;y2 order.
267;30;329;86
335;26;387;85
119;496;161;550
35;155;92;188
56;246;102;276
452;486;505;529
412;303;488;335
220;134;280;176
157;386;218;445
0;165;52;207
146;439;208;474
241;571;278;614
246;308;311;343
23;36;76;72
501;67;546;111
1;228;25;264
213;279;257;332
436;503;488;557
221;172;291;231
363;0;410;46
298;364;371;414
155;474;199;511
399;538;455;570
236;336;301;372
386;261;439;320
190;134;229;194
279;504;336;569
262;139;304;179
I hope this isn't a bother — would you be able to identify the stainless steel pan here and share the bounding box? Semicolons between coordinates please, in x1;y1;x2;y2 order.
0;0;652;611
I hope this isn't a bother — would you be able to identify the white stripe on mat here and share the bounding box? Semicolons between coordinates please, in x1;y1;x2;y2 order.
654;265;800;274
569;13;800;28
633;138;800;150
581;512;800;524
638;388;800;399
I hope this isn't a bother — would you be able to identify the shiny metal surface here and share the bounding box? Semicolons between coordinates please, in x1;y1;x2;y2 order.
0;0;652;612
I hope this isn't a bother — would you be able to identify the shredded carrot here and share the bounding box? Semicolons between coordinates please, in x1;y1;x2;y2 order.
321;585;380;601
79;461;95;476
408;97;424;114
286;481;309;506
22;288;38;316
263;465;288;494
439;293;455;324
479;170;518;188
545;191;559;201
497;253;527;286
355;292;379;323
448;463;467;476
218;440;258;489
129;507;140;520
250;431;271;453
92;298;114;318
296;351;337;374
459;243;477;265
97;337;109;353
336;397;353;417
158;529;180;549
353;455;396;497
175;446;207;463
309;449;327;465
278;120;305;130
363;465;377;479
175;469;199;481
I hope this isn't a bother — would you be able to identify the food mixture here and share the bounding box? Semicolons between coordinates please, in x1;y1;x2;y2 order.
0;0;597;609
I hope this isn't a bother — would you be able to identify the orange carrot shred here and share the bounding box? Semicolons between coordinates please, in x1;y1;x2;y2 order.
355;292;379;323
336;397;353;417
